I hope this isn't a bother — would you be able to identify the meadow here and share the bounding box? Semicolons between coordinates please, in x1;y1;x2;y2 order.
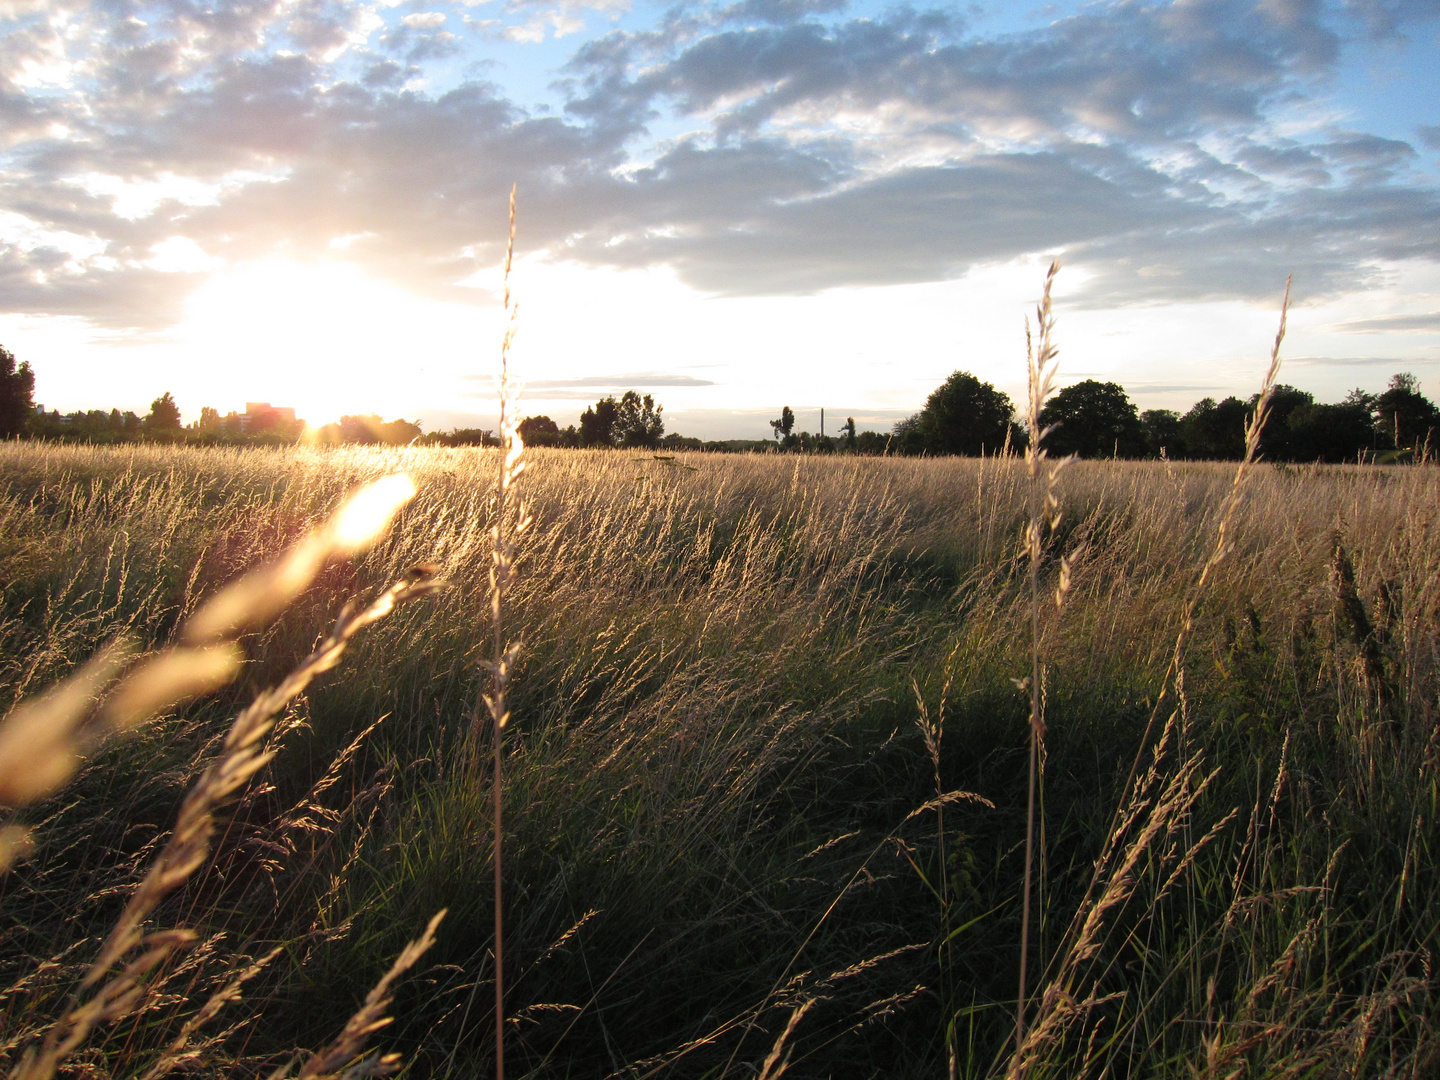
0;439;1436;1078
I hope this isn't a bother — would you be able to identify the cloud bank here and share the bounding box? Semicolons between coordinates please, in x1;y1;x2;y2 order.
2;0;1438;331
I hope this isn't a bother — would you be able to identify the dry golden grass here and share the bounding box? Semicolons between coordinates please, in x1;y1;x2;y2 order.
0;430;1436;1077
0;472;445;1079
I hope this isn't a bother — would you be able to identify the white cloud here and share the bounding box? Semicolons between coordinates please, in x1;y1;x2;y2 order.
0;210;107;267
147;236;222;273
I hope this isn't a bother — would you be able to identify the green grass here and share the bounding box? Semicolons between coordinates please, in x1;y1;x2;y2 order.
1;441;1437;1078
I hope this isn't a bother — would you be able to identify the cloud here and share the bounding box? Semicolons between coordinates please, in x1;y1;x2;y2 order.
0;0;1437;332
1342;0;1440;39
717;0;850;27
567;146;1209;295
564;0;1335;143
1332;312;1440;333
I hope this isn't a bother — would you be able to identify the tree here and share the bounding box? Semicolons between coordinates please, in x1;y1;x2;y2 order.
145;392;182;433
338;414;383;444
840;416;857;450
579;396;619;447
518;415;560;446
1140;409;1181;457
854;430;889;455
916;371;1017;456
1252;384;1314;461
334;414;419;445
891;414;926;455
1038;380;1146;458
1177;396;1247;459
770;406;795;442
1287;400;1380;462
613;391;664;448
0;344;36;437
1374;373;1439;457
379;418;422;444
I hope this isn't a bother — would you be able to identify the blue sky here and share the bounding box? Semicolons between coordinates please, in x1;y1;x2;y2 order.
1;0;1437;439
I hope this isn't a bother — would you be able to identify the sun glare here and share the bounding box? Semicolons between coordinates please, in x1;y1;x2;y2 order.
176;259;497;424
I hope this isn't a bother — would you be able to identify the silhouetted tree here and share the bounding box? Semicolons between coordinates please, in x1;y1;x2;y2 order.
194;406;222;435
916;371;1017;456
891;415;926;455
770;406;795;442
1252;385;1314;460
332;414;419;445
518;415;560;446
613;391;664;448
0;345;35;437
580;397;619;447
846;432;881;457
1178;396;1248;459
840;416;857;449
145;392;182;433
854;430;889;455
338;414;383;444
1374;373;1439;458
1287;399;1381;462
1141;409;1181;457
420;428;494;447
1038;380;1146;458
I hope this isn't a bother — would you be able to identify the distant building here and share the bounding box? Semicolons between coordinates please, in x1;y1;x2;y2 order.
241;402;299;432
33;405;73;426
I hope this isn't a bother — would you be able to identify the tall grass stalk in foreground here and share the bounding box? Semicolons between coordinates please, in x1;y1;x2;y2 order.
0;474;446;1078
1009;277;1292;1077
1012;262;1075;1070
474;185;529;1080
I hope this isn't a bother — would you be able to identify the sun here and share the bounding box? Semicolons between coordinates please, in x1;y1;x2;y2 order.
175;258;496;425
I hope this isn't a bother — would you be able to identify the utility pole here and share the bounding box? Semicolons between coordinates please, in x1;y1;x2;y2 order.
820;408;825;437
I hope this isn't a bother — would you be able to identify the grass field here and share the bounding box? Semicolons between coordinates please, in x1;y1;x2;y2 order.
0;440;1437;1078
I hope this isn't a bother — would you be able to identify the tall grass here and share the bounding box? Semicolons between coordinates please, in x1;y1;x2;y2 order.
0;427;1436;1076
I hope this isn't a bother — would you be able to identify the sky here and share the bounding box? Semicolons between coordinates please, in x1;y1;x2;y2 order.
1;0;1438;441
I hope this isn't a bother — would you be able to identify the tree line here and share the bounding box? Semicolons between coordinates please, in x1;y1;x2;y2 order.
876;370;1438;463
3;344;431;446
1;345;699;449
5;341;1436;461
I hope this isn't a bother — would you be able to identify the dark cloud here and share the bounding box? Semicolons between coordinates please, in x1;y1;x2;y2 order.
1233;140;1331;184
378;22;463;65
717;0;851;26
0;245;196;329
565;0;1336;143
1316;132;1417;182
567;148;1208;295
1343;0;1440;39
1063;181;1440;306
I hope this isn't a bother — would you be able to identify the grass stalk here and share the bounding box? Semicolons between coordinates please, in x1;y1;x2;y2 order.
475;184;527;1080
1013;261;1069;1075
